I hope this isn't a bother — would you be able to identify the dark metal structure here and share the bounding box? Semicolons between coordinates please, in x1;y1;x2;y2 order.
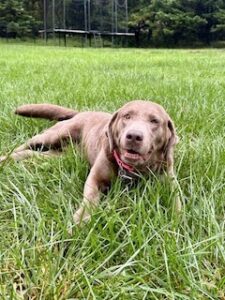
42;0;134;46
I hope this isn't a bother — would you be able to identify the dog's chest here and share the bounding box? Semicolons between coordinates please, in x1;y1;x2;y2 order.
82;132;108;166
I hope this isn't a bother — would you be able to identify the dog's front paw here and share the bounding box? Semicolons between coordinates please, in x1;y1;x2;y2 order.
73;207;91;225
0;156;6;163
174;195;182;212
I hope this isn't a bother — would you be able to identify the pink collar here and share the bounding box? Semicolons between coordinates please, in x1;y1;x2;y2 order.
113;150;134;173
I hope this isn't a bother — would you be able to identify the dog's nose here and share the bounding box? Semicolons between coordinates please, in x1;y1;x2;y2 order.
126;130;143;143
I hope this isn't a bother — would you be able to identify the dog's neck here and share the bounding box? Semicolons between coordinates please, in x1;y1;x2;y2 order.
113;150;134;173
112;150;139;182
112;149;164;176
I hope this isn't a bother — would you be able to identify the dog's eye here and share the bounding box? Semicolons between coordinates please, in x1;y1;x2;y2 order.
123;114;131;120
150;118;159;124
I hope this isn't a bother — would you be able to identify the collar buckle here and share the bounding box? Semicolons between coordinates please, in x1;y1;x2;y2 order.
113;150;139;182
118;169;135;181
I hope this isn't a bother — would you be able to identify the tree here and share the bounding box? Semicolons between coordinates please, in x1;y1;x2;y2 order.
0;0;41;38
129;0;225;46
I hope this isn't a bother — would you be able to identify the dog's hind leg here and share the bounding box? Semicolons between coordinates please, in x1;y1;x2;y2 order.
0;117;82;163
0;149;61;163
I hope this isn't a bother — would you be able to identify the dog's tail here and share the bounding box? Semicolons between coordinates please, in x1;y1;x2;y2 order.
15;104;78;121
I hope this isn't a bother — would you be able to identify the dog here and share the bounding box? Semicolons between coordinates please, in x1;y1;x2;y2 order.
0;100;181;224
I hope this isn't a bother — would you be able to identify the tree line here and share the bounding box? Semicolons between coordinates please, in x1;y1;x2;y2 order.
1;0;225;46
129;0;225;46
0;0;42;38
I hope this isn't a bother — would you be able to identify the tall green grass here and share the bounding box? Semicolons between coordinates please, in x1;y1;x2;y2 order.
0;43;224;299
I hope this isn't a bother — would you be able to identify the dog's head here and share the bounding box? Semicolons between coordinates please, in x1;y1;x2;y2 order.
107;100;178;169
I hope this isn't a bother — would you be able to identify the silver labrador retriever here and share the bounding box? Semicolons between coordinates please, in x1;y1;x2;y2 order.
0;100;181;224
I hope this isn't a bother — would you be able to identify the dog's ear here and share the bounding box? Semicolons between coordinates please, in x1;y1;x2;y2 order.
167;119;179;146
105;111;119;152
164;119;179;176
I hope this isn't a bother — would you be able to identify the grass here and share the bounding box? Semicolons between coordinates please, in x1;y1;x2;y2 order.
0;42;224;299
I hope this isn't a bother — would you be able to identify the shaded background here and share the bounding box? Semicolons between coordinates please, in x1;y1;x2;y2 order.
1;0;225;47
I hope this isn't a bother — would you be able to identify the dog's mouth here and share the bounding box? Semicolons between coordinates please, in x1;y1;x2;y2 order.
121;146;154;165
123;149;142;161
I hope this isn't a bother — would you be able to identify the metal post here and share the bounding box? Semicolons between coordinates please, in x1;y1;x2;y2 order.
111;0;115;45
111;0;114;33
100;0;103;32
52;0;56;40
115;0;118;33
125;0;128;33
84;0;87;31
44;0;47;43
63;0;66;29
84;0;88;44
88;0;91;31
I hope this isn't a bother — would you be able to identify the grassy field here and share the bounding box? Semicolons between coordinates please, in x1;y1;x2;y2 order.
0;43;224;299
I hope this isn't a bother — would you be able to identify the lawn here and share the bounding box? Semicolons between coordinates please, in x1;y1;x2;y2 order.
0;43;224;299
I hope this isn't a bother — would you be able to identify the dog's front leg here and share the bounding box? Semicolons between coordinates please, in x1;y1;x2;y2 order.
73;153;112;225
73;171;100;224
167;167;182;212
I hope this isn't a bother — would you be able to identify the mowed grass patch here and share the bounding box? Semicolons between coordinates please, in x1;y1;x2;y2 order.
0;43;224;299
